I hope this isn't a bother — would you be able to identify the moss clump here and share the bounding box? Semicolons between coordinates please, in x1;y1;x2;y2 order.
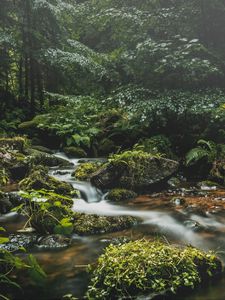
107;188;137;202
73;213;138;235
73;162;102;181
19;166;75;196
63;146;87;158
87;240;222;299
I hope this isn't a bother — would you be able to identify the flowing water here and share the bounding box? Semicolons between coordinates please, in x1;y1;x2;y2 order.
1;152;225;299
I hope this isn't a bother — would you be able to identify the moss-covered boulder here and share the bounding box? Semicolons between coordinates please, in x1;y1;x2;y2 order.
91;150;179;191
25;148;72;168
63;146;87;158
107;189;137;202
19;166;74;195
87;240;222;299
73;213;138;235
73;162;102;181
0;149;28;181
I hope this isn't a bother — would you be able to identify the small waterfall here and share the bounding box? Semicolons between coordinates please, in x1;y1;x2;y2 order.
51;152;103;203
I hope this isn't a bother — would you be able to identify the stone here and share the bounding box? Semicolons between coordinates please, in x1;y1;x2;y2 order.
91;151;179;191
36;234;71;249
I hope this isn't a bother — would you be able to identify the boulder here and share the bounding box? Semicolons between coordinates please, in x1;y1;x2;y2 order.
63;146;87;158
73;213;138;235
36;234;71;249
91;151;179;191
0;191;13;214
19;166;74;195
107;189;137;202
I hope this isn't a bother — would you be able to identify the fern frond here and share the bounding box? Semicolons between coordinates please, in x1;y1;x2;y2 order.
185;148;209;166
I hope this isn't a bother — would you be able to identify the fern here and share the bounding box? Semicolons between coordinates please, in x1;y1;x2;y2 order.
185;139;218;166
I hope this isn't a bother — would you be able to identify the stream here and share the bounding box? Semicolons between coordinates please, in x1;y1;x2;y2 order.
1;152;225;299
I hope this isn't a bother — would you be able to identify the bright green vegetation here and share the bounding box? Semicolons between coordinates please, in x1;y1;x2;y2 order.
0;228;46;300
73;162;102;181
107;188;137;202
87;240;222;299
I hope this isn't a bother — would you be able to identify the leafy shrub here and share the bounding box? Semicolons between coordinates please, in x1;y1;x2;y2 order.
15;190;74;235
0;228;46;299
87;240;222;299
185;140;225;166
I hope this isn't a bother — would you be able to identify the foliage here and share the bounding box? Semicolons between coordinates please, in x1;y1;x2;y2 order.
14;190;74;235
0;227;46;300
185;140;225;167
87;240;222;299
134;135;175;159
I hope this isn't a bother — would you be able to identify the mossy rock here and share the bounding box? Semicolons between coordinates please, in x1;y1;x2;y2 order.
91;150;179;191
0;191;13;214
73;162;102;181
63;146;87;158
73;213;138;235
0;137;27;152
107;189;137;202
19;166;74;196
31;145;53;154
26;149;72;167
87;240;222;299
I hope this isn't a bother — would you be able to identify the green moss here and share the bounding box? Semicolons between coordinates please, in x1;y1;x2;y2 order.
73;162;102;181
17;190;74;235
87;240;222;299
19;166;75;196
63;146;87;158
73;213;138;235
107;188;137;202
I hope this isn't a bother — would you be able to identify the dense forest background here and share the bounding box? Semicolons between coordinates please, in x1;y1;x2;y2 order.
1;0;225;155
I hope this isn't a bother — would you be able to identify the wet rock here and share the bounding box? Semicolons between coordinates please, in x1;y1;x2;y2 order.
63;146;87;158
171;197;186;206
0;191;13;214
91;151;179;191
19;165;74;195
184;219;203;231
167;176;182;188
73;162;102;181
31;145;54;154
36;234;71;249
197;181;219;191
73;213;138;235
107;189;137;202
26;148;72;167
0;233;38;252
